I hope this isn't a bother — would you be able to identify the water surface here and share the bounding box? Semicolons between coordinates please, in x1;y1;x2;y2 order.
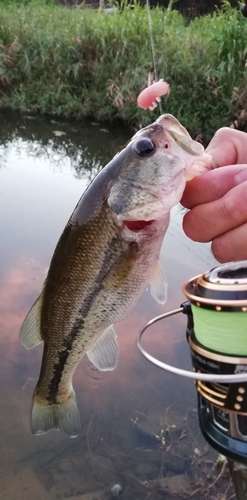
0;113;234;500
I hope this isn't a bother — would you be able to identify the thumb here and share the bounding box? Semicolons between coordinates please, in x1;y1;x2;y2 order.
206;127;247;167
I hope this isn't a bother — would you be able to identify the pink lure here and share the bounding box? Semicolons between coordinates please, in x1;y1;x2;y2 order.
137;80;170;110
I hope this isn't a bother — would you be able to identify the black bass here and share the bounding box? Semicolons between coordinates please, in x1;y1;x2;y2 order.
20;114;213;437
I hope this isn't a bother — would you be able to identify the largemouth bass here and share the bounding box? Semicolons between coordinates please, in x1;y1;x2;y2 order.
20;114;213;437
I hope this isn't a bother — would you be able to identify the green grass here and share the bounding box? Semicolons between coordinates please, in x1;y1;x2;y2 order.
0;0;247;140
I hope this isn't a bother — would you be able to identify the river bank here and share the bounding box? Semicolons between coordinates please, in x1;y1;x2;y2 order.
0;1;247;140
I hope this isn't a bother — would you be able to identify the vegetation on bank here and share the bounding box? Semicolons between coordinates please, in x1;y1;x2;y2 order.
0;0;247;140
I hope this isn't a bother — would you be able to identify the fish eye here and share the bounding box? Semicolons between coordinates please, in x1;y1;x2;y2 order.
134;138;155;157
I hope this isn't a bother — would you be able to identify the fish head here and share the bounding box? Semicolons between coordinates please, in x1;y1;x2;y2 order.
108;114;213;225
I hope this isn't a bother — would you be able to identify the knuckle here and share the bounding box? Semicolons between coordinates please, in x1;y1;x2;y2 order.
212;127;232;142
213;127;238;142
183;211;202;241
211;237;230;263
221;192;243;223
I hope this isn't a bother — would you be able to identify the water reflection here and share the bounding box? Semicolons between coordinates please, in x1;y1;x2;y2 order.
0;113;235;500
0;112;130;180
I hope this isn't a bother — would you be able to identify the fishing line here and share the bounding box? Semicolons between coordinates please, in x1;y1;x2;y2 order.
191;305;247;356
146;0;163;114
137;310;247;383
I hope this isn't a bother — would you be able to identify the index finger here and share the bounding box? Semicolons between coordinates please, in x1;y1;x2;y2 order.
181;165;247;209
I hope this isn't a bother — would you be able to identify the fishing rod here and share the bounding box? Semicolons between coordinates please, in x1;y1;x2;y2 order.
145;0;163;114
137;260;247;499
242;1;247;17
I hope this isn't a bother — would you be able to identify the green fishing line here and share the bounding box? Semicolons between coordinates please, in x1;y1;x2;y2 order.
191;304;247;356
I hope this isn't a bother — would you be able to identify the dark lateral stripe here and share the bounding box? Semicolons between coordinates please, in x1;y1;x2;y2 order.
47;235;120;402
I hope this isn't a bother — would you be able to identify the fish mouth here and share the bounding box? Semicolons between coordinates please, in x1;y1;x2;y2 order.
123;219;155;232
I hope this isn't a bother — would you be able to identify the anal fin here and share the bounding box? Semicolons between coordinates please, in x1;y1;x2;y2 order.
20;294;43;349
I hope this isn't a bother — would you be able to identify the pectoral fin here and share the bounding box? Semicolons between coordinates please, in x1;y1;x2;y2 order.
20;294;43;349
87;325;119;371
150;261;168;305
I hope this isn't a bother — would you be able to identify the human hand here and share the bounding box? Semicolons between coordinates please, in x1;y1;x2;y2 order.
181;128;247;263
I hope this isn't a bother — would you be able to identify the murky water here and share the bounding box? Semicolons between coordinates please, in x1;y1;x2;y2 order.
0;112;235;500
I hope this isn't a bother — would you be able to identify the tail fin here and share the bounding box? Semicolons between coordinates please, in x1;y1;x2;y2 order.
31;391;81;438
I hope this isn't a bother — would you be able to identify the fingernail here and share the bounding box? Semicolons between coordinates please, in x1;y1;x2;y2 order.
235;169;247;184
